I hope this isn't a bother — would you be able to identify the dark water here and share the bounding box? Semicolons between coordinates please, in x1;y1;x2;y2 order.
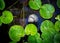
0;0;60;43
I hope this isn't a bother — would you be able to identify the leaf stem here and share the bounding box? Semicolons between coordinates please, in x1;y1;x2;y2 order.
7;0;18;9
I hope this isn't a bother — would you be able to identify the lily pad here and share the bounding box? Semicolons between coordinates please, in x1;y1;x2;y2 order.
43;39;53;43
39;4;55;19
55;15;60;21
25;24;37;36
0;0;5;10
54;32;60;43
55;21;60;32
1;10;13;24
29;0;42;10
9;25;25;42
28;33;42;43
41;32;54;43
57;0;60;8
40;20;56;34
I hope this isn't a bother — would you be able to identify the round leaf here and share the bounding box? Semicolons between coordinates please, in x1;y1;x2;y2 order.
55;21;60;32
1;10;13;24
9;25;25;42
40;20;56;34
0;0;5;10
28;33;42;43
29;0;42;10
57;0;60;8
25;24;37;36
39;4;55;19
54;32;60;43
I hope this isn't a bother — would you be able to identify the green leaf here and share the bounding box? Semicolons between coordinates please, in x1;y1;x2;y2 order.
25;24;37;36
54;32;60;43
41;32;54;43
9;25;25;42
28;33;42;43
40;20;56;34
0;0;5;10
57;0;60;8
43;39;53;43
40;20;56;43
1;10;13;24
39;4;55;19
29;0;42;10
55;15;60;21
0;16;2;26
55;21;60;32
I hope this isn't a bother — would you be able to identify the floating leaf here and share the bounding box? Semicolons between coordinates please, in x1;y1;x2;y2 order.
54;32;60;43
0;0;5;10
57;0;60;8
39;4;55;19
29;0;42;10
28;33;42;43
9;25;25;42
55;21;60;32
43;39;53;43
1;10;13;24
25;24;37;36
55;15;60;21
40;20;56;34
41;32;54;43
41;32;52;40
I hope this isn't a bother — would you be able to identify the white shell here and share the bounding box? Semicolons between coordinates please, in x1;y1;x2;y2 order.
28;14;38;22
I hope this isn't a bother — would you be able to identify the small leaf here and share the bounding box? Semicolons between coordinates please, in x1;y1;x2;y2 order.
54;32;60;43
55;15;60;21
25;24;37;36
29;0;42;10
1;10;13;24
57;0;60;8
40;20;56;34
41;32;54;43
28;33;42;43
9;25;25;42
39;4;55;19
55;21;60;32
0;0;5;10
